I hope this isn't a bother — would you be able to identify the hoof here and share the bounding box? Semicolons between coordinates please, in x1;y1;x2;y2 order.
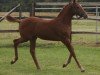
81;67;85;72
37;67;41;70
63;64;66;68
81;69;85;72
11;58;18;64
11;60;16;64
11;61;15;64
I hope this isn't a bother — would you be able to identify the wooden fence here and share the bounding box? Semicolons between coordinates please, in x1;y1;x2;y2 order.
0;2;100;35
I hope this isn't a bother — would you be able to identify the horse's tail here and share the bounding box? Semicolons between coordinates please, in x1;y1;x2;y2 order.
6;15;21;23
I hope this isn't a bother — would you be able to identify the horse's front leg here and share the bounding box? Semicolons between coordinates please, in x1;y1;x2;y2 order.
62;38;85;72
30;38;40;69
63;32;73;68
11;38;27;64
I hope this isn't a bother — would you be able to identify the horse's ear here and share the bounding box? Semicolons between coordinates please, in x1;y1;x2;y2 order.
73;0;77;3
70;0;76;3
70;0;73;3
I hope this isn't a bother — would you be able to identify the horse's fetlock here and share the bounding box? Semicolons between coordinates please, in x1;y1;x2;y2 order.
16;57;18;60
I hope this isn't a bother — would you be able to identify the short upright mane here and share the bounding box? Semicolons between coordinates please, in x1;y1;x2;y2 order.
57;4;69;18
56;3;74;24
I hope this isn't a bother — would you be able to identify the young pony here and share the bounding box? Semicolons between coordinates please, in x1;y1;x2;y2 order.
6;0;87;72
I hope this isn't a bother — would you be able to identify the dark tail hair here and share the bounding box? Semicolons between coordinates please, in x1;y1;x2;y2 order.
6;15;21;23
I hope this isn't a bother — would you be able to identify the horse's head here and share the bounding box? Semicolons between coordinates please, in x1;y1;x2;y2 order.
70;0;88;19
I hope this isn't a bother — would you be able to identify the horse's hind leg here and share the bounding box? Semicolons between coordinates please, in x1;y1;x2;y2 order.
63;54;72;68
30;38;40;69
62;38;85;72
11;38;28;64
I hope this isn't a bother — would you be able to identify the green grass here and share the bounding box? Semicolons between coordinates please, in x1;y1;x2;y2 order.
0;45;100;75
0;20;100;75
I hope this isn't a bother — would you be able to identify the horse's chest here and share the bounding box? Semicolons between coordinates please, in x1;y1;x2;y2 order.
55;26;71;38
58;25;70;33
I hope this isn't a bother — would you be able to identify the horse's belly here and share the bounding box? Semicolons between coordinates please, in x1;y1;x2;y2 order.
37;34;61;41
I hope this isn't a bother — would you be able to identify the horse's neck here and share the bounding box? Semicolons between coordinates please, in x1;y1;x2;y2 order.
57;5;73;25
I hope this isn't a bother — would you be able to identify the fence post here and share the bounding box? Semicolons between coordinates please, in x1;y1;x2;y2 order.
0;4;20;22
96;6;99;44
30;2;36;17
19;3;22;19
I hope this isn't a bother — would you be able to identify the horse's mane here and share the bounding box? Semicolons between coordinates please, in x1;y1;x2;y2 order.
57;3;71;17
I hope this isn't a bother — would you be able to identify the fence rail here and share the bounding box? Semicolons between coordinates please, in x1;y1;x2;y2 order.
36;2;100;6
0;2;100;35
1;2;100;6
0;30;100;35
0;4;20;22
0;30;19;33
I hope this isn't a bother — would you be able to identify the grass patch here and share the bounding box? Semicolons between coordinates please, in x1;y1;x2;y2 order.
0;45;100;75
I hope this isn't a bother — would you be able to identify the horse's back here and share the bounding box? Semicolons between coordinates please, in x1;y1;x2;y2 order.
21;17;52;24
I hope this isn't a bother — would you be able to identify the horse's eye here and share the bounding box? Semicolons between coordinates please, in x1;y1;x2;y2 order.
76;7;79;9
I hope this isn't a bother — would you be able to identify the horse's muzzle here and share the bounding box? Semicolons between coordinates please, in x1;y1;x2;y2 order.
83;14;88;19
79;13;88;19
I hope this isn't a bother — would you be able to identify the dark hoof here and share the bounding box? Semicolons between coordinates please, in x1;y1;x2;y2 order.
11;60;15;64
63;64;66;68
81;69;85;72
80;67;85;72
37;67;41;70
11;61;14;64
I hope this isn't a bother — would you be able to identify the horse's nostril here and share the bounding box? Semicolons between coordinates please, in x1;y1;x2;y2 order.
84;15;88;19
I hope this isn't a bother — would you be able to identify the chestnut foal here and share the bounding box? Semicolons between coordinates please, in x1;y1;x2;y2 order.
6;0;87;72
